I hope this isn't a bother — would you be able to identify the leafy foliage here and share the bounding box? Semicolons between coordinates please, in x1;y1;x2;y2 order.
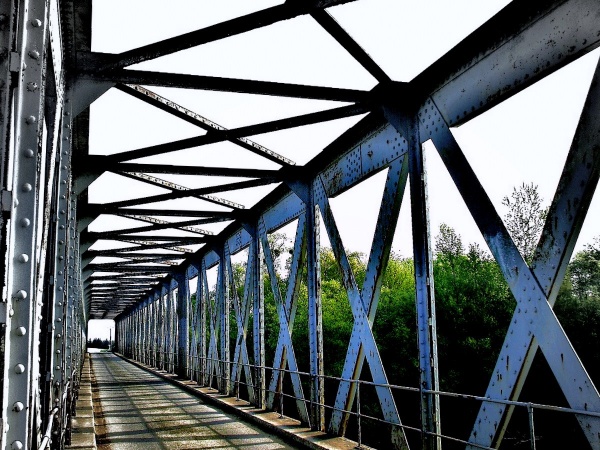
501;182;547;261
201;185;600;448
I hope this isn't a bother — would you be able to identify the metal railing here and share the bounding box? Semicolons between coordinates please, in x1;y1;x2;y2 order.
39;380;71;450
120;348;600;450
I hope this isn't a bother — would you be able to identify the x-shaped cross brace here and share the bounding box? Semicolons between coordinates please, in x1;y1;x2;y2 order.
225;242;256;403
259;215;310;424
317;156;410;448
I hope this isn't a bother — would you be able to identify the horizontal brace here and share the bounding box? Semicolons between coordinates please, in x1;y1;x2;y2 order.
104;102;368;163
86;265;174;273
119;172;245;209
103;160;282;178
99;178;275;209
96;207;236;219
97;235;207;243
117;84;295;166
80;69;371;103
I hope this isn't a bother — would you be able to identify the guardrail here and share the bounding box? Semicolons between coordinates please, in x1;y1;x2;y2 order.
126;349;598;450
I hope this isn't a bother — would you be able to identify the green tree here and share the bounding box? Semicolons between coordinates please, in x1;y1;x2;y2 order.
502;182;547;262
568;236;600;300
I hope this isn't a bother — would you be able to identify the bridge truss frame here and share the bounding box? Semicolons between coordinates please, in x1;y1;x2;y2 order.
0;0;599;449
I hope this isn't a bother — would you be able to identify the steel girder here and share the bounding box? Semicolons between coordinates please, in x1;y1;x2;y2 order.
0;0;596;448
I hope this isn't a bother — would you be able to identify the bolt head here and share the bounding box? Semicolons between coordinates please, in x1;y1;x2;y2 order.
14;364;25;374
28;50;40;60
25;116;36;125
15;290;27;300
16;326;26;336
31;18;42;27
20;218;31;228
18;254;29;263
22;183;32;192
24;148;35;158
12;402;24;412
11;441;24;450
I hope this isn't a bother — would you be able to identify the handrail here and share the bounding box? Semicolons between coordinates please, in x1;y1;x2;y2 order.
39;380;70;450
138;350;600;450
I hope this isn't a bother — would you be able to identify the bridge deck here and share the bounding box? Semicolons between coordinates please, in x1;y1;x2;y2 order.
90;353;298;450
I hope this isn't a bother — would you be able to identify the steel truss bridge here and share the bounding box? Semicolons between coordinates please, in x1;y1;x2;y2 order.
1;0;600;448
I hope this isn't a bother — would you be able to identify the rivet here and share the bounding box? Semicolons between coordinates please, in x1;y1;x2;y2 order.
56;349;61;354
14;364;25;374
28;50;40;60
8;308;14;317
55;365;60;370
16;326;26;336
22;183;32;192
31;18;42;27
20;218;31;228
56;333;62;339
12;402;24;412
25;116;36;125
15;290;27;300
11;441;24;450
24;149;35;158
60;209;66;214
18;254;29;263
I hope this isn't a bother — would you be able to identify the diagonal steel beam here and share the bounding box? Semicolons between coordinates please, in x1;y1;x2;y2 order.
423;99;600;449
316;179;408;447
414;0;600;128
77;1;358;71
225;242;255;403
259;216;310;424
329;157;409;440
311;9;390;83
468;57;600;448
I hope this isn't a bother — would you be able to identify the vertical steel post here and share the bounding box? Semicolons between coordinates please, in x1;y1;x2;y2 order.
407;113;441;450
306;183;324;431
198;261;208;386
0;3;16;434
217;251;230;395
1;0;51;447
164;283;173;371
175;271;190;378
250;229;265;408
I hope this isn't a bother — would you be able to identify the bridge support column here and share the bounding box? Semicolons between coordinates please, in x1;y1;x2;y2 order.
307;182;324;432
246;225;264;408
0;0;55;447
407;114;441;450
174;271;190;379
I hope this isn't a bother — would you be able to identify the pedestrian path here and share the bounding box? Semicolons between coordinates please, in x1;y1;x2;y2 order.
90;353;297;449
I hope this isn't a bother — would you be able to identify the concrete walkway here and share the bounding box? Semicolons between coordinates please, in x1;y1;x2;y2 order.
90;353;297;449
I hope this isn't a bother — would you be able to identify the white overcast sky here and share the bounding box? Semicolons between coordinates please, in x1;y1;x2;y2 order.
86;0;600;339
